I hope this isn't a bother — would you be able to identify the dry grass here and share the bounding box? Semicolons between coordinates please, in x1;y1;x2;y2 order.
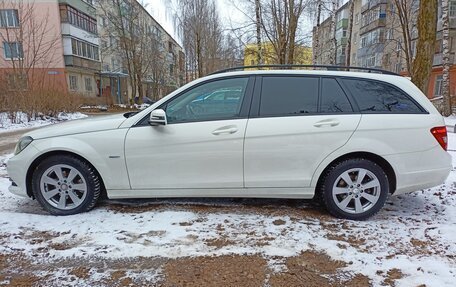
0;88;82;121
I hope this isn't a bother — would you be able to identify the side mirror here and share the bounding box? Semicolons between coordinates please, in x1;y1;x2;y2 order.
149;109;167;126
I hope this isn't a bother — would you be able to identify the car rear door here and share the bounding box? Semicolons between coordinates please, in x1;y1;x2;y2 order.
243;76;362;188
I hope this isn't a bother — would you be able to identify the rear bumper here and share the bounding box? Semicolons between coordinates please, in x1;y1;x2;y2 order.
392;166;451;195
385;145;452;195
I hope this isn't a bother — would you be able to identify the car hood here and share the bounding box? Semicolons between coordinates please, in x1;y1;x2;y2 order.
24;114;127;140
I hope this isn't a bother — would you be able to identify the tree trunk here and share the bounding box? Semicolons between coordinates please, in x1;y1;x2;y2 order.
313;0;322;64
411;0;438;94
442;0;452;116
329;0;338;65
255;0;262;65
345;0;355;67
393;0;414;75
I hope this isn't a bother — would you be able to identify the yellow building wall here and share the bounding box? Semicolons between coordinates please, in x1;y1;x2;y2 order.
244;43;312;66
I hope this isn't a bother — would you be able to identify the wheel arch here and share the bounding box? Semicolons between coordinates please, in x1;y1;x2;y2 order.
315;152;397;195
26;150;107;199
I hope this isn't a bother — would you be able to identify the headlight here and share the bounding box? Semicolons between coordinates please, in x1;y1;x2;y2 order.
14;136;33;155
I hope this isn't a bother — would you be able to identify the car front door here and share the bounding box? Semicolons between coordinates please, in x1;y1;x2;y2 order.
244;76;362;188
124;76;254;190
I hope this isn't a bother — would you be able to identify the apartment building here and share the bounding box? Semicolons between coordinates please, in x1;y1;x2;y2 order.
60;0;100;97
96;0;184;103
0;0;67;91
0;0;183;103
313;0;456;99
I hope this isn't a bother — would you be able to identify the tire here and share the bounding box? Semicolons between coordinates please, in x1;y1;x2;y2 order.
32;155;101;215
319;158;389;220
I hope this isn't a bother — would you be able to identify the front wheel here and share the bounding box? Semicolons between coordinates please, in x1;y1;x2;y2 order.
319;158;389;220
32;155;101;215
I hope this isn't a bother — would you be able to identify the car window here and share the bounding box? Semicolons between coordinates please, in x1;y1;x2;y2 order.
321;78;353;113
165;78;248;123
260;76;319;116
341;78;423;113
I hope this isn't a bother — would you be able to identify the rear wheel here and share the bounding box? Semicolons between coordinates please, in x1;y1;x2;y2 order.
32;155;101;215
319;158;389;220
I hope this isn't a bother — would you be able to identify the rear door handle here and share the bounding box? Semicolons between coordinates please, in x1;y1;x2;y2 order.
212;127;238;135
313;120;340;127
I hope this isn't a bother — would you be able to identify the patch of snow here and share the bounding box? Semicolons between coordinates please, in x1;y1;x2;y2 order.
0;136;455;286
445;115;456;130
0;112;87;133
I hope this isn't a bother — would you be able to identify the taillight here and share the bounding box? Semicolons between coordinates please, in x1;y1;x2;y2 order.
431;126;448;151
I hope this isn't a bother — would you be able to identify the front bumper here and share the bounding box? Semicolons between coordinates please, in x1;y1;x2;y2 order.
6;143;40;198
8;180;27;197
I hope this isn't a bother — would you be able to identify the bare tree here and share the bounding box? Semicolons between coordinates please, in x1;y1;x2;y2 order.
392;0;415;74
328;0;338;64
442;0;451;116
98;0;169;103
345;0;354;66
255;0;263;64
258;0;309;64
411;0;438;93
312;0;322;64
177;0;241;79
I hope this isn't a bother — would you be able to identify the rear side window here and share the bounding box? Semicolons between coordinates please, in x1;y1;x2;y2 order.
321;78;353;113
260;77;319;116
341;78;423;113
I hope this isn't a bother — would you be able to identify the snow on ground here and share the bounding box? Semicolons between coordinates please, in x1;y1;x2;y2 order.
445;115;456;131
0;132;455;285
0;112;87;132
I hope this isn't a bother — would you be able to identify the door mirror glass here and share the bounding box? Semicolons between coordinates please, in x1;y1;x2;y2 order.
149;109;167;126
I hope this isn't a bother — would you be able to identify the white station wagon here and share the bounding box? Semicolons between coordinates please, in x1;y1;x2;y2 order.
7;67;452;220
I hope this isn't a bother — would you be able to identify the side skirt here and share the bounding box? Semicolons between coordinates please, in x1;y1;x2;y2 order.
107;187;315;199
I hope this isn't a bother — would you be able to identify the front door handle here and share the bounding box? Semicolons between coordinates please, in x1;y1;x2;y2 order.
212;126;238;135
313;119;340;127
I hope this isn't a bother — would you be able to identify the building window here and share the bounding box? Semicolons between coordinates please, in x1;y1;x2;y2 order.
395;63;402;74
434;75;443;97
355;13;359;24
451;1;456;17
85;77;92;92
71;38;99;61
6;72;28;90
0;9;19;27
69;75;78;91
3;42;23;59
368;56;375;67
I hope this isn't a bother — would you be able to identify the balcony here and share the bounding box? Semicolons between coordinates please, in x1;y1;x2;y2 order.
360;18;386;35
336;19;348;30
58;0;95;16
64;55;100;71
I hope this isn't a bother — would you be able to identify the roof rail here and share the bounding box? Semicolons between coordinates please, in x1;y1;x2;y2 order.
210;64;399;76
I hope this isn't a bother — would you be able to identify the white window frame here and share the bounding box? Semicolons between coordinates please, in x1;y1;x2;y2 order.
434;75;443;97
3;41;23;60
69;75;78;91
85;77;93;92
0;9;19;28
